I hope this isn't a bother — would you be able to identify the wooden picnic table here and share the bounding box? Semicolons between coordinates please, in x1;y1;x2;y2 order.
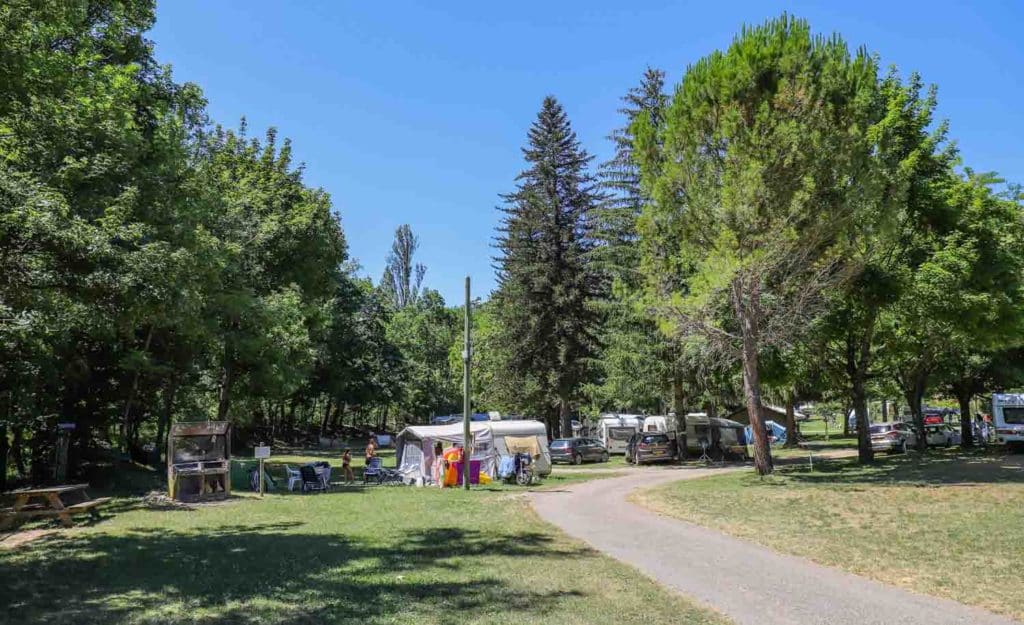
0;483;111;530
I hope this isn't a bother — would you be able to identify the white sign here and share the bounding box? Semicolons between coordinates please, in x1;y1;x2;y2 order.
254;446;271;459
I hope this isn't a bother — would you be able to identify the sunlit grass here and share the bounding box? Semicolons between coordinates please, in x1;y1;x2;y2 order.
1;457;717;625
634;448;1024;620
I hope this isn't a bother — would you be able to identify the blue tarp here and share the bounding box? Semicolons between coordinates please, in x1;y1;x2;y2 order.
744;420;788;446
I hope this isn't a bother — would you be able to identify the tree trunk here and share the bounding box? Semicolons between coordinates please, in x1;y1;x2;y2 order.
154;377;178;467
120;326;154;453
783;389;798;448
0;421;8;493
902;372;928;452
559;392;572;440
845;325;874;463
842;403;851;437
852;377;873;463
217;352;234;421
733;280;772;476
320;398;333;436
957;390;974;448
881;400;889;423
672;368;686;417
11;425;26;477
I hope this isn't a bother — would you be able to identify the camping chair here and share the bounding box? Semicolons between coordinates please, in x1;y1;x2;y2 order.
299;465;326;493
380;466;405;486
284;465;302;492
316;464;332;490
363;457;383;484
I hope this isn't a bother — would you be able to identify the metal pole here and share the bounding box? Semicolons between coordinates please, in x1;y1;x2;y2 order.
462;276;472;491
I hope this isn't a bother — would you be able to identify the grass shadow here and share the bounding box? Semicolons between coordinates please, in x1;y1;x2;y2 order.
0;522;581;624
774;447;1024;486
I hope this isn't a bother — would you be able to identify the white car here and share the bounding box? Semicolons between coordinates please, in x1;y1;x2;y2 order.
869;422;917;454
924;424;961;447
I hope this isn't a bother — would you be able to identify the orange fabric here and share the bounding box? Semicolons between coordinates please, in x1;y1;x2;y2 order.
443;462;459;487
443;447;464;463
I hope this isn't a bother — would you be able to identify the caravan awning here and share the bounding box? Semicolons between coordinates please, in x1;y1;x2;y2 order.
398;422;492;443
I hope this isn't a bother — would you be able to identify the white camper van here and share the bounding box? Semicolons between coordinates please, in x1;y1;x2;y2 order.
992;393;1024;445
598;414;643;454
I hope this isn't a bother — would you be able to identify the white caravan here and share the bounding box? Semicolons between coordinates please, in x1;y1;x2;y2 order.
598;414;643;454
642;415;670;433
992;394;1024;445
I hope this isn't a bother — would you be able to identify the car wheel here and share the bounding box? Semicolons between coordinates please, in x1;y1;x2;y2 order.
899;440;907;454
573;453;582;465
601;451;609;463
945;437;952;448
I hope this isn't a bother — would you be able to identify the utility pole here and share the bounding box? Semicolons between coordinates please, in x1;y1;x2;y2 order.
462;276;472;490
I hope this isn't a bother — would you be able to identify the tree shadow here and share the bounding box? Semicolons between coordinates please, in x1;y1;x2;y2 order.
0;521;582;624
772;448;1024;486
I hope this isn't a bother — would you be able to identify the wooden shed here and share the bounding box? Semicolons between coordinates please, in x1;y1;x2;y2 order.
167;421;231;502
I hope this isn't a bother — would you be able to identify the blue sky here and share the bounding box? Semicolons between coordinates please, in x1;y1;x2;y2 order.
151;1;1024;305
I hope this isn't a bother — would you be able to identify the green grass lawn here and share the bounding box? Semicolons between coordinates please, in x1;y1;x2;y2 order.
634;448;1024;620
1;463;722;625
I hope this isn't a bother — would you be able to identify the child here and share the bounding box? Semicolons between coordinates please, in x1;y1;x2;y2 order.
342;448;354;484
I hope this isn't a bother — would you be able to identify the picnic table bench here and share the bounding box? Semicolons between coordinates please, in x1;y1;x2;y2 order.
0;483;111;530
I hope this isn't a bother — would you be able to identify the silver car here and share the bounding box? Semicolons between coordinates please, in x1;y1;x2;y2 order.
869;422;917;454
924;424;961;447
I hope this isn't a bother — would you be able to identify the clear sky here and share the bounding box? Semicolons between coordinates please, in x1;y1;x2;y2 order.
151;1;1023;305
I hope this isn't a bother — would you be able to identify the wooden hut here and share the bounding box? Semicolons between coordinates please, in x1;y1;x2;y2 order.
167;421;231;502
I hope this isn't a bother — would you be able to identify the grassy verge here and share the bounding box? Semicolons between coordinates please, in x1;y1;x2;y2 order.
634;448;1024;620
1;475;726;625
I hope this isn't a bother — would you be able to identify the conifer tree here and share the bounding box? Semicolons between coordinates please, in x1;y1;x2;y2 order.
493;97;603;436
595;67;667;286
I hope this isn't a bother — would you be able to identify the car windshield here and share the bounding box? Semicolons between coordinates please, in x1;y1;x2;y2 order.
642;434;667;444
1003;407;1024;424
869;425;890;434
550;440;571;448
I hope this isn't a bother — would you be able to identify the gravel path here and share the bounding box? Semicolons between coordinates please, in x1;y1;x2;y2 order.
531;465;1021;625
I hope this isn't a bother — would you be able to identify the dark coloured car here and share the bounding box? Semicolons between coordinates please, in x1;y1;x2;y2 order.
549;438;609;465
626;432;677;464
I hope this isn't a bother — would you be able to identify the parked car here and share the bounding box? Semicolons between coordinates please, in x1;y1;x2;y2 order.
924;424;961;447
869;422;918;454
626;432;677;464
549;438;609;465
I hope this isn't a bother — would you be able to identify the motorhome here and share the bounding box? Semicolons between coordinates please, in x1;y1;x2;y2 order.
992;393;1024;445
598;414;643;454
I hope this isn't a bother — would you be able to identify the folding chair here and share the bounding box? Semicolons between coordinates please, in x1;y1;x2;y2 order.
300;465;326;493
363;457;383;484
284;465;302;492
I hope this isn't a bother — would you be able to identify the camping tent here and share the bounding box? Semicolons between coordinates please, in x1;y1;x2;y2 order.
743;419;788;446
395;419;551;484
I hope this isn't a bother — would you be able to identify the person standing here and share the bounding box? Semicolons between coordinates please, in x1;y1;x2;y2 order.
341;448;354;484
365;438;376;465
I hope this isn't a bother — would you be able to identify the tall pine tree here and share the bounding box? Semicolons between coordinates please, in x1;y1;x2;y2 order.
493;97;603;436
588;69;677;415
594;67;667;286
